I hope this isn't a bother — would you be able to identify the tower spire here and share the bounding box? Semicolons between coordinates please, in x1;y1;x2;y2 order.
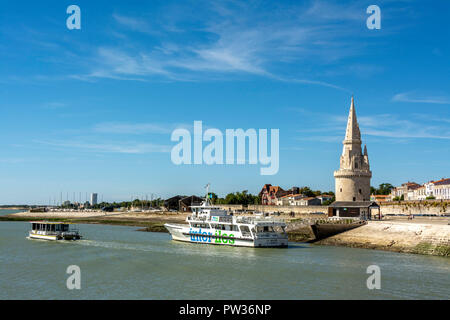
344;96;361;142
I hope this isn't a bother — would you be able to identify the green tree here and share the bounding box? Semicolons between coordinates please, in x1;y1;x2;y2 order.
378;183;394;195
299;186;315;197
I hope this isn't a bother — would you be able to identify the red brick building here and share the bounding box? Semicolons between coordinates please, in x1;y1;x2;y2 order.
259;184;293;205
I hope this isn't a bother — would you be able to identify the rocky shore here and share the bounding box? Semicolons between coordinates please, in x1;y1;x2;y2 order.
316;220;450;257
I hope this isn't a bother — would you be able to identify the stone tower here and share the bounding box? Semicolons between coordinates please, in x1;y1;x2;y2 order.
334;97;371;202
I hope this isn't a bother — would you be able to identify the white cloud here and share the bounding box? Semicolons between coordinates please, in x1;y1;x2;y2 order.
392;92;450;104
74;1;377;91
112;14;158;35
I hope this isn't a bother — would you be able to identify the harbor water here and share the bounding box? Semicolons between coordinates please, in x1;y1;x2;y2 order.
0;221;448;299
0;209;26;216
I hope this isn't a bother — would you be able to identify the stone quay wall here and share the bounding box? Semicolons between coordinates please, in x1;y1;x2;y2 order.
217;201;450;216
380;201;450;216
215;204;327;215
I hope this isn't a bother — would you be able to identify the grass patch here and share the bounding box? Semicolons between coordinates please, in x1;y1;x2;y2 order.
136;224;168;233
434;245;450;257
412;242;450;256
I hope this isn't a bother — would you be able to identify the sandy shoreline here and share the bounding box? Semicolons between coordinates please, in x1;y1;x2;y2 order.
9;210;188;220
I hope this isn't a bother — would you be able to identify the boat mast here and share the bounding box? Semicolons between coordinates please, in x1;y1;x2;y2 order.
205;183;211;205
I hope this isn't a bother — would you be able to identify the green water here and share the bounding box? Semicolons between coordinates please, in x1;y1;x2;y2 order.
0;209;26;216
0;221;448;300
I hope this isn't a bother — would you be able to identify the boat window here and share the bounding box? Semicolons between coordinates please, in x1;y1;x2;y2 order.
192;223;208;228
256;226;274;233
239;225;250;233
50;224;56;232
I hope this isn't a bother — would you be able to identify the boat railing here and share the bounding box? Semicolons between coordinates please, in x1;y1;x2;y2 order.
236;216;255;224
187;216;207;222
236;216;285;224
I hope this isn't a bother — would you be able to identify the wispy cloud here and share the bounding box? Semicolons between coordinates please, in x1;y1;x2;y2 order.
35;140;171;154
93;122;188;135
42;102;67;109
112;14;158;35
295;110;450;142
392;92;450;104
72;1;381;91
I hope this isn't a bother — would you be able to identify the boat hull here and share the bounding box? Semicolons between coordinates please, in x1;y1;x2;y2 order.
28;233;59;241
164;223;288;248
28;233;81;241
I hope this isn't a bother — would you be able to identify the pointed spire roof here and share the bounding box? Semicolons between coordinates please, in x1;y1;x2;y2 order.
344;96;361;142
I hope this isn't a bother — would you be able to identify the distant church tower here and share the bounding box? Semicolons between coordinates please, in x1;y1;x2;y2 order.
334;97;371;202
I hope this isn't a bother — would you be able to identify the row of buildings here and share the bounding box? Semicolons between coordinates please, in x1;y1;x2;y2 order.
377;178;450;202
259;184;333;206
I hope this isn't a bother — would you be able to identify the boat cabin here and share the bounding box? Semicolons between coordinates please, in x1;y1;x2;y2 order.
31;222;71;233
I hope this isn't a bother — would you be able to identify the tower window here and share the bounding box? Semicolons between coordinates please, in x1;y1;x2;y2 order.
340;188;342;192
359;189;362;194
355;163;358;168
353;197;356;201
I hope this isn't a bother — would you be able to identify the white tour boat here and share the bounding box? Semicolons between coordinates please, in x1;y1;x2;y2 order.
164;186;288;248
28;221;82;241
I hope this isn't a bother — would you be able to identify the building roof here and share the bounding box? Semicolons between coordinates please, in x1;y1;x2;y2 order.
260;184;285;195
301;197;317;201
279;193;304;199
434;178;450;186
398;182;421;190
329;201;379;208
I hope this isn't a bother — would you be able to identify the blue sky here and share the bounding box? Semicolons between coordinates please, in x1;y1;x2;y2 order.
0;0;449;204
